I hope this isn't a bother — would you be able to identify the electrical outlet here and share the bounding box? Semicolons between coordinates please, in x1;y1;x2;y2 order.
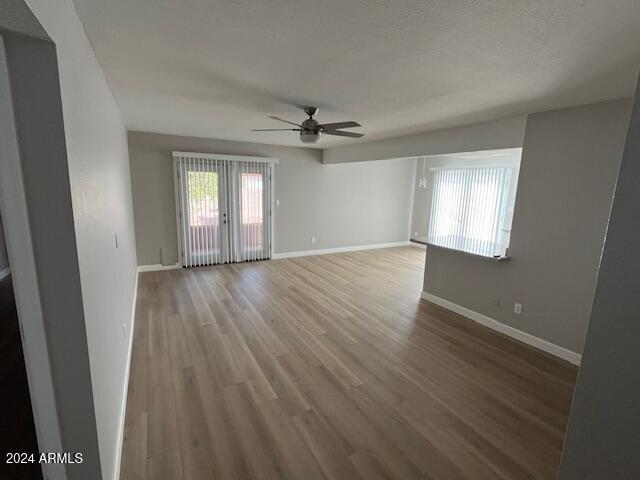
492;296;501;306
514;303;522;315
276;199;280;206
311;236;316;244
414;232;419;237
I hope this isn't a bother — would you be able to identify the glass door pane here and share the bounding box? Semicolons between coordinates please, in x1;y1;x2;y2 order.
240;172;264;258
176;156;271;266
181;164;226;266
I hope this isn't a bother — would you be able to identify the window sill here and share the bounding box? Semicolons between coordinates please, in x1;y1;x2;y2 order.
425;242;511;262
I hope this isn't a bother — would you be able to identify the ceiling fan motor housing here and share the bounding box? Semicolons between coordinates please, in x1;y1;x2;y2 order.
301;118;319;130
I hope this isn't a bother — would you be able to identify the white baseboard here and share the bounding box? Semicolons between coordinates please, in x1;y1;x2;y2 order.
272;241;410;259
137;262;181;273
0;266;10;281
113;268;139;480
409;241;427;250
420;292;582;366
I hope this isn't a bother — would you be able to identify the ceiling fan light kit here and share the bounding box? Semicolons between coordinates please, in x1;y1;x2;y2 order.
252;106;364;144
300;130;321;144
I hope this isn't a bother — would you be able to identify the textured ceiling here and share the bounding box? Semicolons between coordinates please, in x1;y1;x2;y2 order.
72;0;640;148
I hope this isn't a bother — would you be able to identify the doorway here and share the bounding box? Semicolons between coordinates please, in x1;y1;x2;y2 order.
174;152;275;267
0;216;42;480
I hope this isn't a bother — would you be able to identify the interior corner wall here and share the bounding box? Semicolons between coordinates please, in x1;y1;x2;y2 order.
127;131;415;266
558;74;640;480
423;98;632;355
12;1;138;478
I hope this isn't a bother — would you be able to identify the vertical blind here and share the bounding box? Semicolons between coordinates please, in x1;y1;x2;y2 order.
428;166;511;257
232;161;272;263
174;153;272;267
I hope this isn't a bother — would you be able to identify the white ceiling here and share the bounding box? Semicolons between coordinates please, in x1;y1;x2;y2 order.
72;0;640;148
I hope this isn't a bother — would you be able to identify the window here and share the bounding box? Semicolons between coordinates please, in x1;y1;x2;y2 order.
428;166;513;257
187;170;219;227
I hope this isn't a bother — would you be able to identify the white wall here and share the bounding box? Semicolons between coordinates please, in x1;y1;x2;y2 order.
18;1;138;478
128;131;415;265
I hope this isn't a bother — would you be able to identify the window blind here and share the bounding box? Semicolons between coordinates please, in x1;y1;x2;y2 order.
428;166;511;257
233;161;272;263
174;153;272;267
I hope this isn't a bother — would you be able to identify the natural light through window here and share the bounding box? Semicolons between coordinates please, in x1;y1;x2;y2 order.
428;166;515;258
187;171;219;227
241;173;263;225
241;172;264;252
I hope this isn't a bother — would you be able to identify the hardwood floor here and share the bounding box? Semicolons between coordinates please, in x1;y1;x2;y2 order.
121;246;577;480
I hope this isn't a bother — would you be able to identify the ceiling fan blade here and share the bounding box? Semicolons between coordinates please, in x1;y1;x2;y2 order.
251;128;300;131
323;129;364;138
268;116;301;127
319;121;361;130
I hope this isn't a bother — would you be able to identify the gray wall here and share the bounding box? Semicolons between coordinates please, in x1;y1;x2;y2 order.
424;98;632;354
558;76;640;480
128;131;416;265
323;115;527;164
0;218;8;272
5;1;139;478
410;151;521;241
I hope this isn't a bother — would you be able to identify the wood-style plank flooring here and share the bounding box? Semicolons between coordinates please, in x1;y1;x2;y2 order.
121;246;577;480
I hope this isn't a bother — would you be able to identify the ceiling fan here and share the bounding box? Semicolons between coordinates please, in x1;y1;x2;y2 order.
251;106;364;144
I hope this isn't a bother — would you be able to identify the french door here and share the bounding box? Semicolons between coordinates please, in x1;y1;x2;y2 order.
174;152;273;267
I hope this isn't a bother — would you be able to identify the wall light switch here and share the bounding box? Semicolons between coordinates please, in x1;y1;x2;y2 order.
514;303;522;315
276;199;280;206
311;236;316;244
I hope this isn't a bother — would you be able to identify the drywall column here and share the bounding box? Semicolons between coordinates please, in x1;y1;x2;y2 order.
558;78;640;478
1;31;102;479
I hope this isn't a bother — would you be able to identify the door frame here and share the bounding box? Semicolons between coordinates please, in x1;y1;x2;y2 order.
0;34;65;480
172;152;278;267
